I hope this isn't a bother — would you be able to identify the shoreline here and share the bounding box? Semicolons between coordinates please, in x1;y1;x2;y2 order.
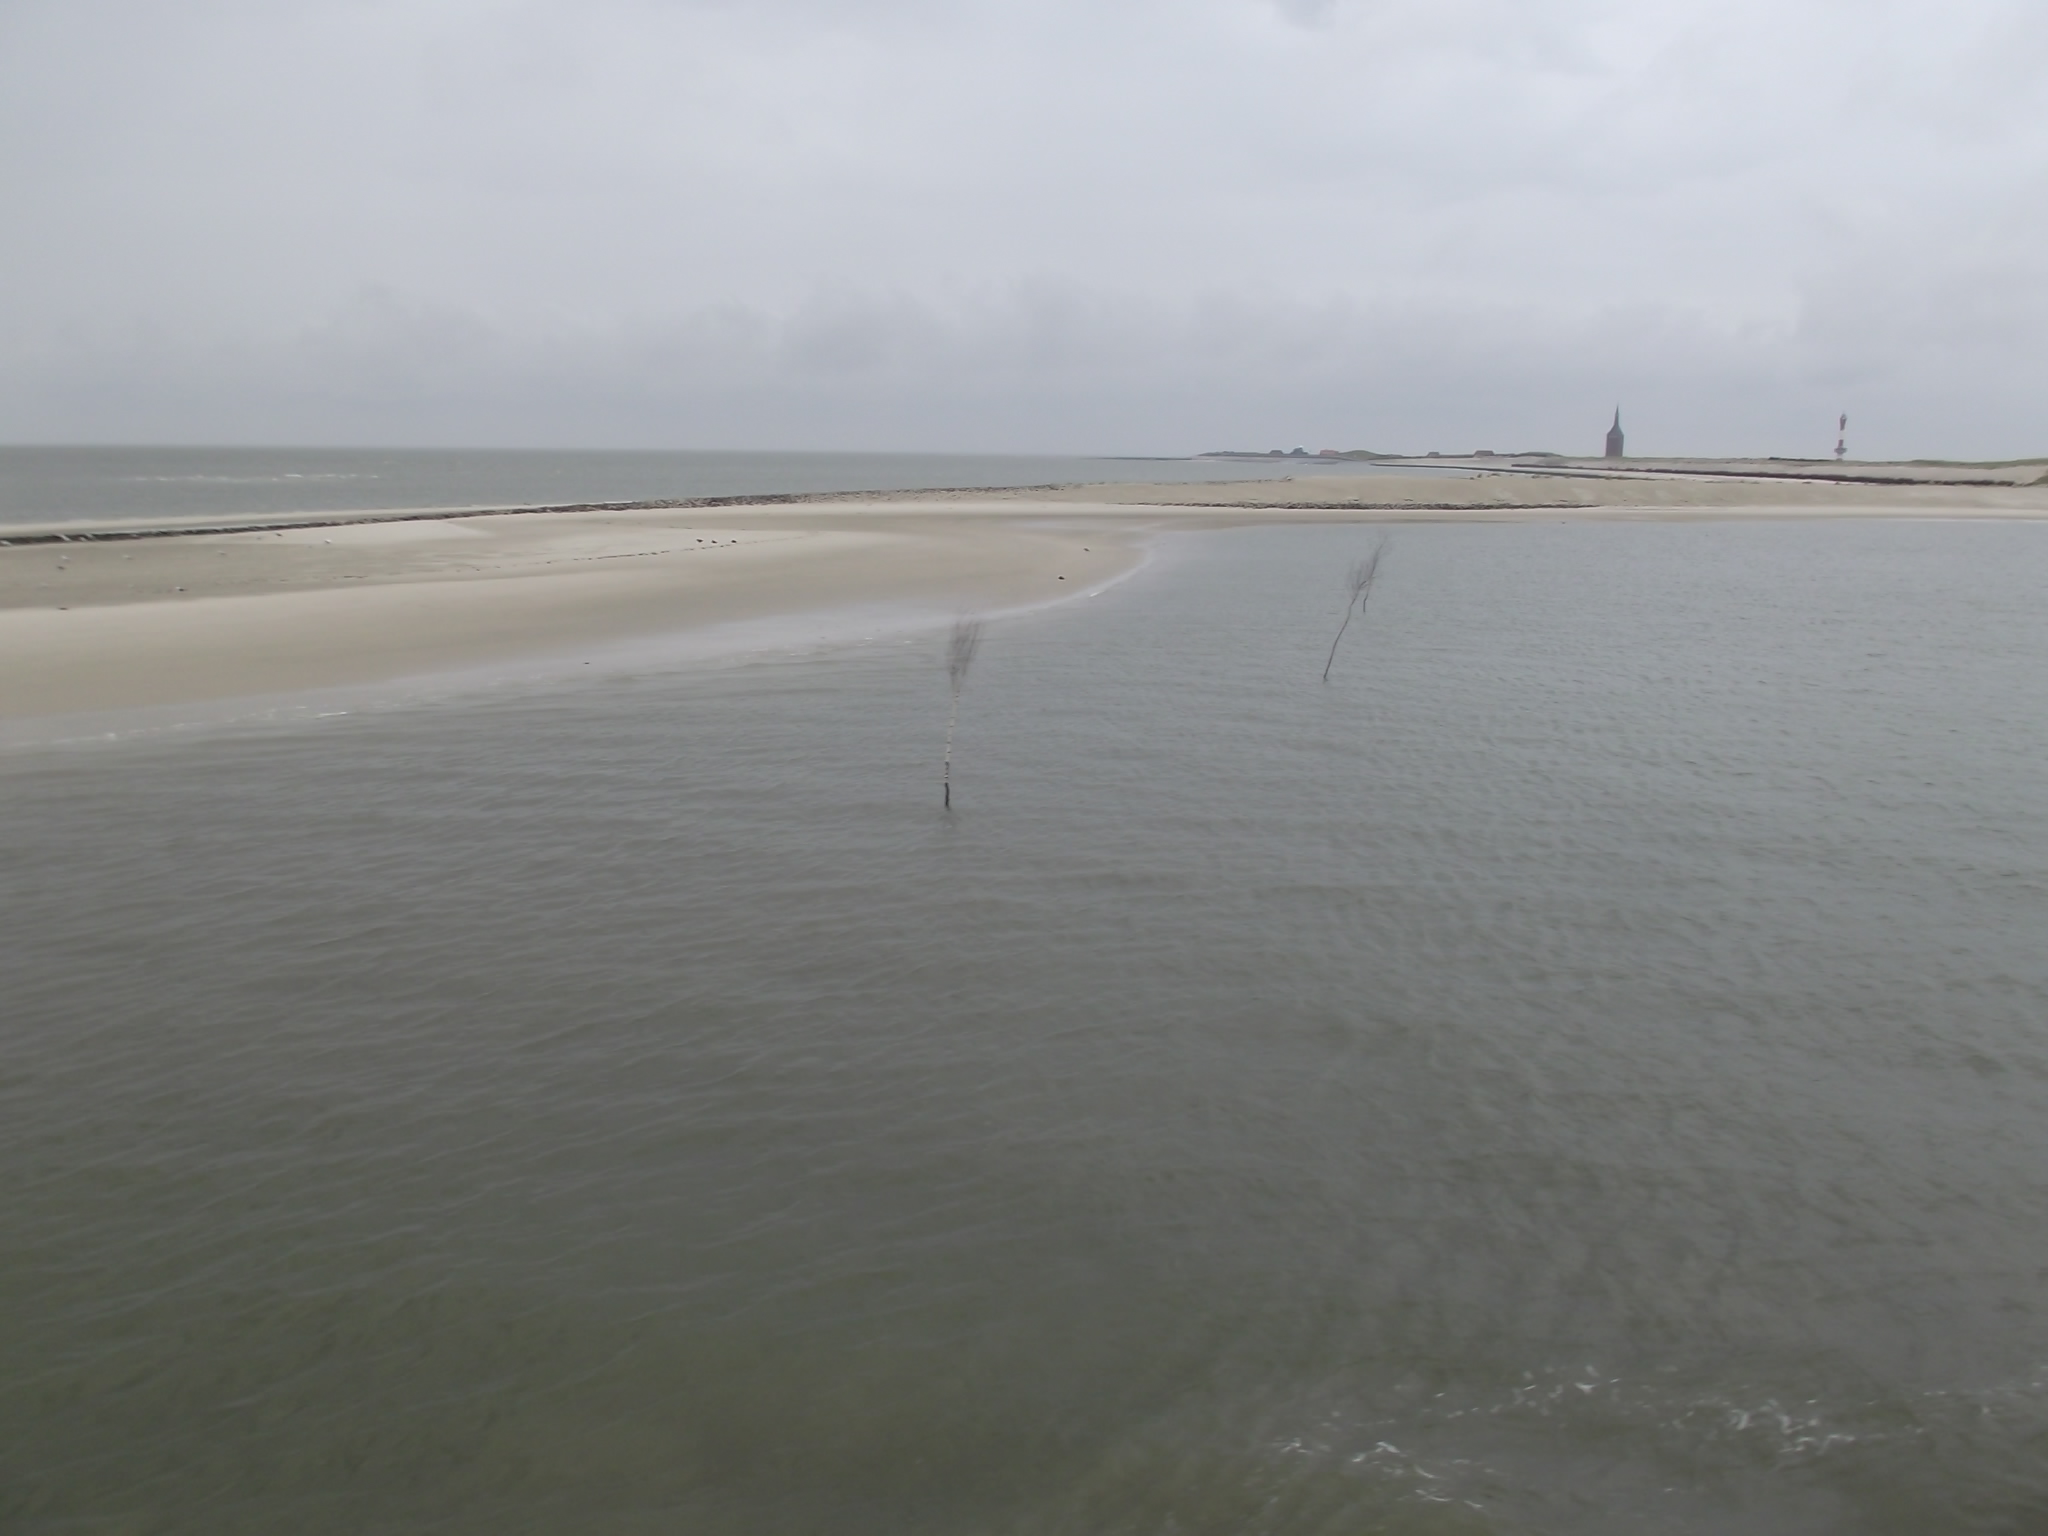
0;555;1162;751
0;506;1145;726
0;482;1097;547
6;467;2048;728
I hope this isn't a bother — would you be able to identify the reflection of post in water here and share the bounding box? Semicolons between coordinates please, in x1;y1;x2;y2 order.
942;619;983;809
1321;541;1386;683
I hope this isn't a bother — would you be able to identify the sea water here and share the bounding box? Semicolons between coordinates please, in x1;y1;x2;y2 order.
4;520;2048;1533
0;445;1380;529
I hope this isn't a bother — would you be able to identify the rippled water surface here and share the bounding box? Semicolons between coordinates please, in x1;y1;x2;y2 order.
5;521;2048;1533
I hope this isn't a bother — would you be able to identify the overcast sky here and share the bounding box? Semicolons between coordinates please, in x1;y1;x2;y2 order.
3;0;2044;457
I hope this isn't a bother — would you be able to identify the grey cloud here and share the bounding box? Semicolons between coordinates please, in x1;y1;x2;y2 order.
5;276;2023;459
1270;0;1340;27
3;0;2045;454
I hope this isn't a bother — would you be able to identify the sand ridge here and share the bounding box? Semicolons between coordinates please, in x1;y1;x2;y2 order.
5;467;2047;723
0;507;1129;720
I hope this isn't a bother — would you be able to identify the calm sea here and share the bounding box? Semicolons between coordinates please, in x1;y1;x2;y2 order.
5;520;2048;1533
0;445;1375;529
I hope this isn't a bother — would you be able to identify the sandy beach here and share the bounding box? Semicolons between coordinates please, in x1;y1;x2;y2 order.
6;466;2047;724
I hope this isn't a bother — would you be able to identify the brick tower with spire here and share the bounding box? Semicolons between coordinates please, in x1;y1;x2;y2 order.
1604;408;1625;459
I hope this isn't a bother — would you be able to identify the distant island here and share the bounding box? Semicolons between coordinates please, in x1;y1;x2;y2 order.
1199;449;2048;487
1201;447;1565;461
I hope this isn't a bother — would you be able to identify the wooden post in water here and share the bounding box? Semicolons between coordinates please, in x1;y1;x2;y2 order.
942;620;982;809
1322;542;1386;683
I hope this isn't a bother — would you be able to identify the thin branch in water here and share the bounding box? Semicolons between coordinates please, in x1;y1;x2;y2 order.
1321;541;1386;682
942;619;983;809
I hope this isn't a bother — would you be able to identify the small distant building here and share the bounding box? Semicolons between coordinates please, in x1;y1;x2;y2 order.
1604;409;1625;459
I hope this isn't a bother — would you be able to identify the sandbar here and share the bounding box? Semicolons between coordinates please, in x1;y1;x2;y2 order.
4;465;2045;725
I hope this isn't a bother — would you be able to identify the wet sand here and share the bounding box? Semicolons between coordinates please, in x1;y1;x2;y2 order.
5;467;2046;722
